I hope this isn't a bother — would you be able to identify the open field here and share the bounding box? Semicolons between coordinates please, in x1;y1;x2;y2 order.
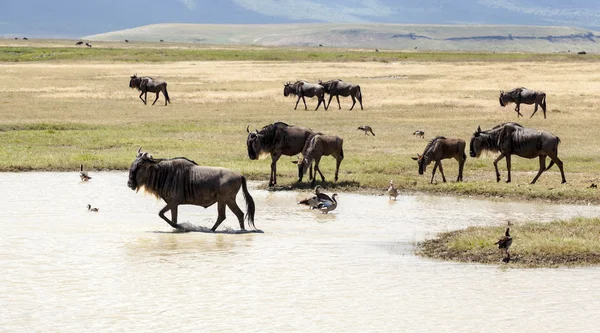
417;217;600;268
1;43;600;203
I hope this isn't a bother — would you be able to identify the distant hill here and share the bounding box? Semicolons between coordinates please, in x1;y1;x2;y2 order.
85;23;599;53
1;1;599;38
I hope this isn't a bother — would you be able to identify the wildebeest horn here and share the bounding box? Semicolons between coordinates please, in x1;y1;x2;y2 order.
477;125;481;133
137;146;142;154
246;125;250;133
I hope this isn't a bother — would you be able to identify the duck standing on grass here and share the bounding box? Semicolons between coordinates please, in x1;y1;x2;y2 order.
495;227;513;262
80;164;91;181
86;204;99;212
387;180;398;200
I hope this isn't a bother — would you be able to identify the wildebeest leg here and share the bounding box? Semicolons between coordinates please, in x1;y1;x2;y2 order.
152;92;160;106
315;96;323;111
430;162;439;184
270;152;282;186
158;203;181;230
302;96;308;110
294;96;301;110
548;154;567;184
531;155;546;184
336;95;342;110
493;154;505;182
327;94;334;110
456;156;464;182
227;200;246;230
438;161;447;183
334;156;342;182
312;156;325;187
514;104;523;117
505;155;512;183
139;91;146;105
210;201;227;232
530;103;539;118
349;96;356;110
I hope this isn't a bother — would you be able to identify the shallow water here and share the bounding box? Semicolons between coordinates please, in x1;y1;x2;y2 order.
2;172;600;332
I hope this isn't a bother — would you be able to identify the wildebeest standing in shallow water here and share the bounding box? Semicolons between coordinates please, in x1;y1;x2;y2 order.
247;122;313;187
499;87;547;119
283;81;328;111
412;136;466;184
129;74;171;106
127;147;256;231
470;123;566;184
319;79;363;110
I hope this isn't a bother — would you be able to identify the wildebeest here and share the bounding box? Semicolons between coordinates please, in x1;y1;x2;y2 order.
75;41;83;45
23;37;28;40
127;147;256;231
85;42;91;47
294;133;344;187
412;136;466;184
499;87;547;119
125;39;129;43
247;122;314;187
283;81;328;111
318;79;363;110
129;74;171;106
469;123;566;184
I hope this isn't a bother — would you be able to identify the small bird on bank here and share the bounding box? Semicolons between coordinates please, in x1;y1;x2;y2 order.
358;125;375;136
387;180;398;200
590;183;597;189
413;130;425;138
87;204;99;212
80;164;91;181
495;227;513;262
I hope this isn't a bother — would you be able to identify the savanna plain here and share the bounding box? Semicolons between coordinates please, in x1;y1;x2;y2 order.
2;41;599;205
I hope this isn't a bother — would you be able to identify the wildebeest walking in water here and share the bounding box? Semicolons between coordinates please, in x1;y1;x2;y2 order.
318;79;363;110
283;81;328;111
499;87;547;119
412;136;466;184
470;123;566;184
247;122;314;187
129;74;171;106
127;147;256;231
294;133;344;187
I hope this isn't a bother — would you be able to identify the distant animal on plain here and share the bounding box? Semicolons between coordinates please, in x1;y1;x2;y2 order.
495;227;513;262
23;37;28;40
375;49;379;52
14;37;18;40
79;164;91;181
294;133;344;187
413;130;425;138
590;183;597;188
129;74;171;106
387;180;398;200
283;80;328;111
75;41;83;45
125;39;129;42
247;122;314;187
87;204;99;212
319;44;323;47
578;51;586;55
470;123;566;184
499;87;547;119
318;79;363;110
412;136;466;184
160;40;164;42
127;147;256;231
85;43;92;47
357;125;375;136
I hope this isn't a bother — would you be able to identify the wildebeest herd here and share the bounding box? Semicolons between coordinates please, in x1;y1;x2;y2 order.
119;72;563;246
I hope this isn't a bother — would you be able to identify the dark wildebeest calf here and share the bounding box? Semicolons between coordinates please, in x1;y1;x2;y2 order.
247;122;314;187
499;87;547;119
127;147;256;231
294;133;344;187
283;81;328;111
319;79;363;110
412;136;466;184
470;122;566;184
129;74;171;106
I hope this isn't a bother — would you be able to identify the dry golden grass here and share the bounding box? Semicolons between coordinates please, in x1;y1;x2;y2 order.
1;50;600;202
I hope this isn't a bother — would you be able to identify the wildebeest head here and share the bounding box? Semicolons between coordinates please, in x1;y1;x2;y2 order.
499;91;510;107
246;125;267;160
283;82;294;97
291;156;309;182
127;147;154;191
411;153;429;175
470;125;485;157
129;74;139;89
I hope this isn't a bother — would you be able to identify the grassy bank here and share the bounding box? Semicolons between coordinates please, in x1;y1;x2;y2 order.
417;217;600;268
1;45;599;204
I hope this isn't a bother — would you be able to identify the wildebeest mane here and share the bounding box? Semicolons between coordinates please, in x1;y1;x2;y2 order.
138;157;198;200
422;136;446;156
474;123;524;153
257;122;290;151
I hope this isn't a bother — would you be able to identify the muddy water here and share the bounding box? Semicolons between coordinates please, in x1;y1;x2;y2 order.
2;172;600;332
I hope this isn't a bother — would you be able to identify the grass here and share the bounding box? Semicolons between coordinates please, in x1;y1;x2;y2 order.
417;217;600;268
1;42;600;204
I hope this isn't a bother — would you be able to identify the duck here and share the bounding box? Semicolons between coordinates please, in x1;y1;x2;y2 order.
387;180;398;200
317;193;338;214
495;227;513;262
87;204;99;212
80;164;91;181
298;185;329;209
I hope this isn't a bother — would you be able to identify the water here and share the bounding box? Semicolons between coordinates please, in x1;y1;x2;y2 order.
2;172;600;332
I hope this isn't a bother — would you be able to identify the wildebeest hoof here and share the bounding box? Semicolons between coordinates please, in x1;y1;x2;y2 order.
506;180;511;183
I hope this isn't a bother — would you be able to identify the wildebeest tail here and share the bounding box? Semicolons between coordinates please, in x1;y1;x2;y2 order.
241;176;256;229
163;83;171;104
545;136;560;171
542;93;546;111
